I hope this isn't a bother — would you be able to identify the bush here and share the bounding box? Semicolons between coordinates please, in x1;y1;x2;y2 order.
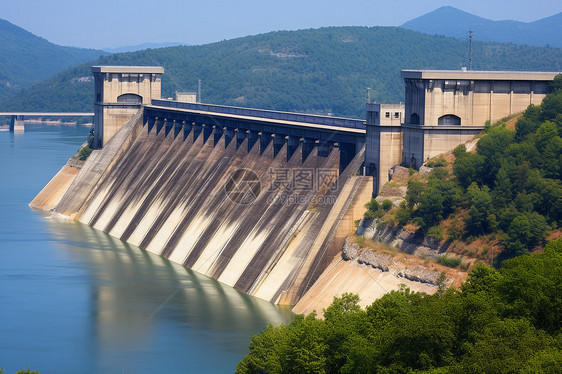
452;144;467;158
364;198;379;212
437;255;462;268
427;225;444;241
382;199;393;211
78;146;93;160
426;155;448;167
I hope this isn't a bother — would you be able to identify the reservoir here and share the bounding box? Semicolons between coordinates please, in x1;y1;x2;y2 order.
0;126;293;373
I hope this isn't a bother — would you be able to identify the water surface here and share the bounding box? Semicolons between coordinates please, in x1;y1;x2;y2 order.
0;126;292;373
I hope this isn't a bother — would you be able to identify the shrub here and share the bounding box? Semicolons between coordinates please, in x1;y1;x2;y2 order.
78;146;93;160
382;199;393;211
426;155;448;167
364;198;380;212
437;255;462;268
452;144;467;158
427;225;444;241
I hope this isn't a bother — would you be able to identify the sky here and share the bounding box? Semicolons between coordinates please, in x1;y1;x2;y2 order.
2;0;561;50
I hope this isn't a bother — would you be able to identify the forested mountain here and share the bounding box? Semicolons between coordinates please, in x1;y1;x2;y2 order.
2;26;562;119
402;6;562;48
0;18;107;102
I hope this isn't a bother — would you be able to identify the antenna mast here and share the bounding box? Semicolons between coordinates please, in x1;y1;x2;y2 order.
467;29;474;71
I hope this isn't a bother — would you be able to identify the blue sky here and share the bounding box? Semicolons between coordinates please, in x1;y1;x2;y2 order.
2;0;561;49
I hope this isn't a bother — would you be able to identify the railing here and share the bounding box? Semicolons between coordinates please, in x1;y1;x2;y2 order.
151;100;366;130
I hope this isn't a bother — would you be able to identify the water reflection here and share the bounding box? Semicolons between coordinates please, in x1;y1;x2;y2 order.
44;216;292;371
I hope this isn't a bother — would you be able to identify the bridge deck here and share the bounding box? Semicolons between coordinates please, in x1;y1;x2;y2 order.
0;112;94;116
148;102;366;134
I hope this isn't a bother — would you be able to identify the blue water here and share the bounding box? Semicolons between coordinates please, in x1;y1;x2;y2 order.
0;126;293;374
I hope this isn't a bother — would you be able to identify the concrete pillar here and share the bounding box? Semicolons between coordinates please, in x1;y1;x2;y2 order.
259;132;273;155
164;118;173;137
318;140;335;158
302;138;316;162
339;142;356;172
224;127;235;148
202;123;213;143
273;134;286;158
247;130;259;152
236;128;246;149
287;136;300;161
183;121;193;141
9;115;24;133
173;120;184;139
147;117;157;134
155;117;165;134
192;122;202;141
213;125;224;147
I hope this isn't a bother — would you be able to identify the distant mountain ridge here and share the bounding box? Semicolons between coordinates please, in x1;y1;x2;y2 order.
0;18;107;101
102;42;188;53
401;6;562;48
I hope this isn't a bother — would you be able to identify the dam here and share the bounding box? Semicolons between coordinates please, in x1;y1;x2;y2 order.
31;66;560;309
32;66;372;306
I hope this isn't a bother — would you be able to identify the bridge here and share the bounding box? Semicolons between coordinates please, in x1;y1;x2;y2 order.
145;100;366;170
0;112;94;132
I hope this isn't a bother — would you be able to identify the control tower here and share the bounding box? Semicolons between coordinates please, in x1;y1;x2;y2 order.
92;66;164;148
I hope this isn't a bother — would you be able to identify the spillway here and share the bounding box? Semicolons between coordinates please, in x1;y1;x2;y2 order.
32;110;370;305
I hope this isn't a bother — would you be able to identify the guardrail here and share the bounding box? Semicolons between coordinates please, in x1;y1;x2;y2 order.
151;100;366;130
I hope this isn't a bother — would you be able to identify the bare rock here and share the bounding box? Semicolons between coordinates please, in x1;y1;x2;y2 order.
418;165;432;176
388;165;411;180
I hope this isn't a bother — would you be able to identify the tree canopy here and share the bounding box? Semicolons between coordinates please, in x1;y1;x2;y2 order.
237;239;562;373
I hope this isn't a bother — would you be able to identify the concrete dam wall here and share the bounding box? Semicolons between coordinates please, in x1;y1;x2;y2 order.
33;109;371;305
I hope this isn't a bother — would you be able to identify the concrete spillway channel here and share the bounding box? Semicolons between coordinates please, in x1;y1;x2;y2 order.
31;109;372;306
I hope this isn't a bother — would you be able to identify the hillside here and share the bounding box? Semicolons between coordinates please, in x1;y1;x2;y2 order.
2;26;562;119
402;6;562;48
236;77;562;374
0;18;107;101
367;75;562;265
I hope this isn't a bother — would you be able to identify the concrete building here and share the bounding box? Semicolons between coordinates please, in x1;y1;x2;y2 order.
365;103;404;194
367;69;560;195
175;91;198;103
92;66;164;147
401;70;558;169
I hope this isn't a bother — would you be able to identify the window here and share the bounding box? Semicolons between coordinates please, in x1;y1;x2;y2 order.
385;112;390;118
394;112;400;118
117;93;142;104
438;114;461;126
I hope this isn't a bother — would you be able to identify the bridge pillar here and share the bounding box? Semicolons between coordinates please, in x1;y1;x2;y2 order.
9;115;24;133
213;125;224;146
224;127;235;148
192;122;203;141
92;66;164;148
287;136;301;161
259;132;273;155
247;130;259;152
302;138;316;162
236;128;247;149
173;120;183;139
273;134;286;158
318;140;335;158
183;121;193;141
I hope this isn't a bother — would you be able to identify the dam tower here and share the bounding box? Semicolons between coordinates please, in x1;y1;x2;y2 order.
92;66;164;148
